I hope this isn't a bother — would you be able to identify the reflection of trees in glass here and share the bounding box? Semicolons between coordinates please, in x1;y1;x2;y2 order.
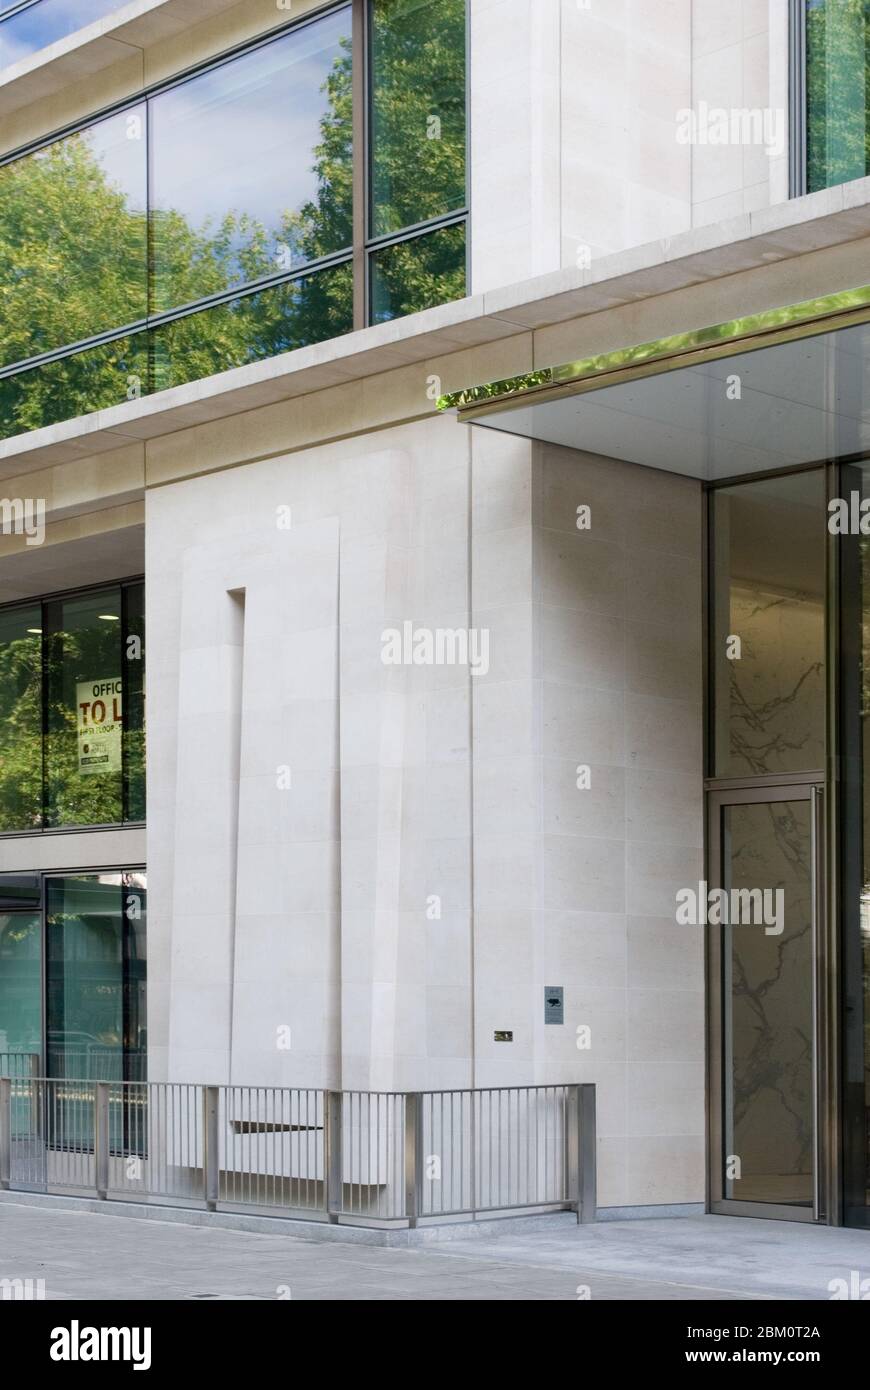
0;630;41;831
151;266;354;392
370;0;466;236
806;0;870;193
0;592;145;831
45;625;123;829
371;222;465;323
0;9;468;439
0;133;147;366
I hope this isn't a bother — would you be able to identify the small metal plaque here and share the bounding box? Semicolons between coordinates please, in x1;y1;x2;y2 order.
545;986;564;1025
494;1031;513;1042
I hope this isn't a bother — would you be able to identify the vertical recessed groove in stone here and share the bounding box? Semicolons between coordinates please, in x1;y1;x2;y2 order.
226;586;246;1073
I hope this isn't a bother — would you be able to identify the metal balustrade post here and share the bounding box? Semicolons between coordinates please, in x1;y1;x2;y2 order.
203;1085;220;1212
324;1091;342;1223
567;1084;597;1224
29;1054;39;1139
0;1077;11;1191
578;1084;597;1224
404;1093;423;1228
94;1082;110;1200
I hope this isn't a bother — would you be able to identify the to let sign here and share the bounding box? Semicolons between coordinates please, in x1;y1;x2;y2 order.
77;678;123;774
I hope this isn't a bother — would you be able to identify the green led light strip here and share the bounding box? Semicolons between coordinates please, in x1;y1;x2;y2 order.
437;282;870;416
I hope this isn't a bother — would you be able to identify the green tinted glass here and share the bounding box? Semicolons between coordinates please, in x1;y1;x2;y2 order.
0;913;41;1060
44;589;123;829
806;0;870;192
0;106;147;370
0;605;42;831
370;222;465;323
0;335;148;440
45;873;146;1084
370;0;467;237
150;265;354;390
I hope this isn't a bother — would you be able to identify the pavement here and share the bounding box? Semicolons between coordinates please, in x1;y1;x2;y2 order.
3;1202;870;1300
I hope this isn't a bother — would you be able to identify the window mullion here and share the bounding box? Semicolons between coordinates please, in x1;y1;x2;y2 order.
352;0;368;331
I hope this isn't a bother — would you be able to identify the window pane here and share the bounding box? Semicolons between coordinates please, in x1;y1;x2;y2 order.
0;261;352;440
0;604;42;830
123;582;146;822
46;874;123;1082
0;334;148;440
150;263;354;390
150;8;353;314
0;106;147;369
45;873;146;1085
720;799;815;1206
370;222;466;323
710;471;826;777
44;589;123;828
370;0;467;237
0;875;40;912
842;458;870;1221
0;0;129;69
806;0;870;192
0;913;42;1062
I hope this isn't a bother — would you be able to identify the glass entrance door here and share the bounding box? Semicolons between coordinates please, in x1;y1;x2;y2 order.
709;785;825;1220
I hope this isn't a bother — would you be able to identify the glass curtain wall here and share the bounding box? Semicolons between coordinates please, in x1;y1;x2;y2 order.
0;0;129;71
840;460;870;1224
0;0;469;438
0;870;146;1083
806;0;870;192
0;580;145;832
0;875;41;1063
46;872;147;1082
369;0;467;321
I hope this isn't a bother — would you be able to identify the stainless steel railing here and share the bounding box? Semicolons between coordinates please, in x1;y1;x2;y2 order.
0;1076;596;1229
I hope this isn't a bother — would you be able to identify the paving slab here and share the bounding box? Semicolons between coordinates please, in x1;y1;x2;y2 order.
1;1202;868;1300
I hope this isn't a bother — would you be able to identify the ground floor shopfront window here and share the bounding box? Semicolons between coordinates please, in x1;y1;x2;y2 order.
0;870;146;1082
0;579;145;832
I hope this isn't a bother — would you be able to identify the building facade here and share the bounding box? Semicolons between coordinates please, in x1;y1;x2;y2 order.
1;0;870;1226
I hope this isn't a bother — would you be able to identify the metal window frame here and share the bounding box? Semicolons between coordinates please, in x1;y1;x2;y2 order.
363;0;471;323
789;0;808;198
703;455;844;1225
0;0;470;387
0;0;44;22
706;783;826;1223
0;577;145;837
